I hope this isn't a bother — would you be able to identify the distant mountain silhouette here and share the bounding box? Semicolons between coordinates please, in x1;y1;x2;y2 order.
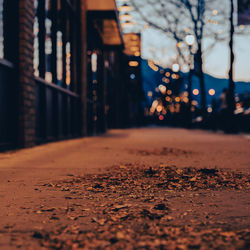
141;59;250;106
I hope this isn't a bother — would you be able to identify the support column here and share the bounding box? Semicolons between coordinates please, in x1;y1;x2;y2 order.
18;0;36;147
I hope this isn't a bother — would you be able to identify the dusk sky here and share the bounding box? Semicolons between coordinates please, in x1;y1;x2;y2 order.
117;0;250;82
141;27;250;82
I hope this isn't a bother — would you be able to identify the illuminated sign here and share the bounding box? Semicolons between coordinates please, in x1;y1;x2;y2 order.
128;61;139;67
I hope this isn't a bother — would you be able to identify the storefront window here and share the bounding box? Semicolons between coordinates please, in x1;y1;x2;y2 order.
66;41;71;87
34;0;79;90
57;30;63;85
34;0;39;76
45;0;52;82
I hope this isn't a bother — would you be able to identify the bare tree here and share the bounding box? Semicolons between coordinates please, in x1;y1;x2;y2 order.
130;0;229;114
228;0;235;117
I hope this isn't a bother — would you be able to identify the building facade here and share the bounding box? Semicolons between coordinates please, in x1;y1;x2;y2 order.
0;0;143;150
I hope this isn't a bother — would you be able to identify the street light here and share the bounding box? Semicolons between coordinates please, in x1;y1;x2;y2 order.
172;63;180;72
121;20;134;28
119;12;132;21
185;35;195;46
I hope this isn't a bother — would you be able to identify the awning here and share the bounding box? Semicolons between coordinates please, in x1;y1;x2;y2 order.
87;0;123;47
87;0;116;11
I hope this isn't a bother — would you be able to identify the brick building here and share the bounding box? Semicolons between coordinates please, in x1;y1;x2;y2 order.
0;0;143;150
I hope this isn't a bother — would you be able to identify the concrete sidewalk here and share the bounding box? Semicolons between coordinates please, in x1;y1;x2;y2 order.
0;127;250;249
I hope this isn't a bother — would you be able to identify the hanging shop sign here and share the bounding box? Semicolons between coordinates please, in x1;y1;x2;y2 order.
238;0;250;25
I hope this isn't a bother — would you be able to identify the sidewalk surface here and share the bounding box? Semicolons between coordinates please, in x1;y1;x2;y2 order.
0;127;249;249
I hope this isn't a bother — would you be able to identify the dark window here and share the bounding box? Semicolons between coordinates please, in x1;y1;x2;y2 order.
0;0;18;63
0;0;4;59
34;0;80;91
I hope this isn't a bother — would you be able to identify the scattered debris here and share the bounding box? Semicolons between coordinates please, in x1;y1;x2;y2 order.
130;147;193;156
4;164;250;249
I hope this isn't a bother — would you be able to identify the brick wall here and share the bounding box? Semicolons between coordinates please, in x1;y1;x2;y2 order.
18;0;36;147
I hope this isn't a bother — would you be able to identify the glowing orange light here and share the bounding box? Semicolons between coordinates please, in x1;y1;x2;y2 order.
172;74;177;79
147;91;153;97
156;105;163;112
130;46;139;52
129;61;139;67
177;42;183;48
209;89;215;96
207;107;213;113
134;51;140;57
193;89;199;95
118;4;132;12
148;60;158;72
159;85;166;94
66;77;71;85
175;97;180;102
192;100;198;106
119;13;132;21
213;9;218;15
121;21;134;28
162;77;170;84
150;107;155;113
165;96;172;102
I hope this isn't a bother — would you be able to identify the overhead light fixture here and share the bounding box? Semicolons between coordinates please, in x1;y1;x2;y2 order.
118;3;132;12
119;12;132;20
121;20;134;28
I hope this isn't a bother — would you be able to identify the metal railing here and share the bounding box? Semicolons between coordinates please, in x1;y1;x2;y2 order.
35;77;81;144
